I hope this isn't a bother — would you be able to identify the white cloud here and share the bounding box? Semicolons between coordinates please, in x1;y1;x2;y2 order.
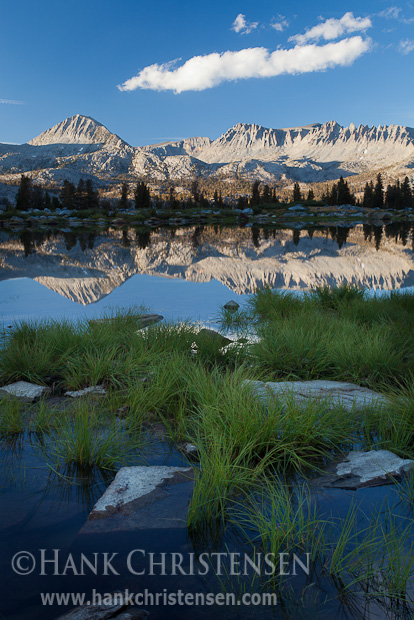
231;13;258;35
271;15;289;32
399;38;414;53
290;12;372;45
378;6;402;19
118;36;371;94
378;6;414;22
0;99;23;105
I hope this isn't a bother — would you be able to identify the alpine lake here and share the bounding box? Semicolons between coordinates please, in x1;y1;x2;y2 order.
2;215;414;620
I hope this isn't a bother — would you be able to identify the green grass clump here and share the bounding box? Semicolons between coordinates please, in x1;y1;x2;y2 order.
48;399;139;469
249;287;414;390
311;283;365;310
0;397;25;435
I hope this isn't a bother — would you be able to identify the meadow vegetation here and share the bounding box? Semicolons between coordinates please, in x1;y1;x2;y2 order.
2;286;414;614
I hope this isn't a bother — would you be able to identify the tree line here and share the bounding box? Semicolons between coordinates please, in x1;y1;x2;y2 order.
362;174;413;209
11;172;414;213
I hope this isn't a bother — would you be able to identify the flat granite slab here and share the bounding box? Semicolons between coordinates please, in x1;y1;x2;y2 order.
0;381;50;402
81;466;194;534
244;379;389;412
312;450;414;489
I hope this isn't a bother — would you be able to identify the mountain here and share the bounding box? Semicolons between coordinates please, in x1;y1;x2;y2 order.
1;115;414;188
28;114;128;149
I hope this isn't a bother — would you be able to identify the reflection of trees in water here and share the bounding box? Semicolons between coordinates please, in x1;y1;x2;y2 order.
292;229;300;246
373;225;383;251
135;228;151;250
192;226;204;249
87;232;96;250
121;230;131;248
399;222;411;247
9;221;414;261
306;228;314;240
363;224;373;242
63;231;77;251
251;226;260;248
19;230;51;257
326;226;350;249
20;230;35;257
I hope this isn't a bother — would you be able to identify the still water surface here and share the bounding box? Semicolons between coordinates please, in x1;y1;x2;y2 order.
1;223;414;619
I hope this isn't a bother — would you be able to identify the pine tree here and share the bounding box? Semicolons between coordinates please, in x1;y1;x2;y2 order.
16;175;32;210
374;173;384;208
75;179;86;210
191;178;200;203
307;189;315;202
62;180;76;210
250;180;261;206
292;182;302;202
363;181;375;209
85;180;99;210
44;192;52;210
31;184;44;210
119;183;129;210
401;176;413;208
134;181;151;210
262;184;271;203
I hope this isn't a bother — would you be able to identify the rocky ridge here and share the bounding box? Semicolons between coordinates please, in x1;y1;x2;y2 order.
1;115;414;187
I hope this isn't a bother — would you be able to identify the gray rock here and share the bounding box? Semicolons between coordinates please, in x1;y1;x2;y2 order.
195;328;232;347
64;385;106;398
244;379;389;412
178;442;199;456
223;300;240;311
0;381;50;402
314;450;414;489
55;597;149;620
81;466;193;533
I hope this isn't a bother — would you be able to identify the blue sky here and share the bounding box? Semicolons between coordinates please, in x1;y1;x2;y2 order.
1;0;414;145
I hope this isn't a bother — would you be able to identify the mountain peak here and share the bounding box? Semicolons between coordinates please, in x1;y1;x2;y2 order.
28;114;129;147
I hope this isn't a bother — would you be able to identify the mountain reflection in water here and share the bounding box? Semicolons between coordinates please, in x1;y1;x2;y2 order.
1;223;414;308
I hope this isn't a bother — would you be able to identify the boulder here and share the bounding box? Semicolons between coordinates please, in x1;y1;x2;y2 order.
0;381;50;402
243;379;389;412
314;450;414;489
223;300;240;312
195;328;232;347
81;466;193;533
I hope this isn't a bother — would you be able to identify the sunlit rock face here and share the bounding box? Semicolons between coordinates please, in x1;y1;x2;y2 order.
1;115;414;185
1;225;414;305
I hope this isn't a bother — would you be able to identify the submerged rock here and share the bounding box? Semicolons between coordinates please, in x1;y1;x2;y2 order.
178;442;199;457
0;381;50;402
244;379;389;412
64;385;106;398
314;450;414;489
55;598;149;620
89;314;163;330
81;466;193;533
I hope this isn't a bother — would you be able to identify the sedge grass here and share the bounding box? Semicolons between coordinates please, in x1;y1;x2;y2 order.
47;399;141;470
